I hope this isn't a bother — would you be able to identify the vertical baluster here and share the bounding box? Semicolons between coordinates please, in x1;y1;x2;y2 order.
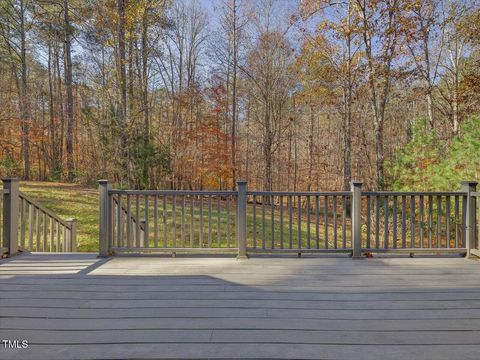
234;195;238;248
437;196;442;247
342;195;346;248
253;195;257;248
446;195;451;248
384;195;389;249
333;196;337;249
66;224;71;252
324;195;329;249
172;195;176;248
419;195;424;248
315;195;319;249
135;195;140;248
454;196;459;248
206;195;211;247
366;195;371;249
162;195;167;247
428;195;433;248
50;217;54;251
461;194;467;248
306;196;311;249
262;196;266;249
49;219;54;252
270;195;275;249
42;212;49;252
43;212;48;251
63;225;67;253
402;195;407;248
58;225;62;252
36;208;40;251
20;198;25;248
190;196;194;247
181;195;186;248
375;195;380;248
217;196;221;247
410;195;415;248
154;195;158;247
56;221;60;252
225;196;229;247
28;203;33;250
297;195;302;249
111;198;116;249
144;195;149;248
288;195;293;249
117;195;123;248
392;196;397;249
280;195;284;249
126;195;131;248
112;197;116;248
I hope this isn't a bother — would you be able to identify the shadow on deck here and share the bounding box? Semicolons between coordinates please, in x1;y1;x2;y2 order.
1;253;480;360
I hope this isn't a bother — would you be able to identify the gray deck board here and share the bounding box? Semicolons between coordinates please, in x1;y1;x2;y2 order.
0;253;479;359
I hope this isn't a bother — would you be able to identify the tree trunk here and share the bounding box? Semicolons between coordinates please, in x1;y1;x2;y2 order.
48;41;60;176
55;44;65;173
452;68;459;134
426;90;434;130
307;105;314;192
374;112;385;190
263;104;273;192
117;0;128;185
343;4;353;191
64;0;75;181
19;0;30;179
231;0;238;190
141;9;150;187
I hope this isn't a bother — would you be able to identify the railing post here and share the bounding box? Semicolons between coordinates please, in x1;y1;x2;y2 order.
66;218;77;252
99;180;111;257
237;180;248;259
351;180;363;259
2;178;20;256
461;181;478;257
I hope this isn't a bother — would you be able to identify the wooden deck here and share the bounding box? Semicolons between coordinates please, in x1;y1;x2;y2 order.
1;253;480;359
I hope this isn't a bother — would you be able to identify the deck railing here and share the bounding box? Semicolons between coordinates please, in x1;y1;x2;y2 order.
362;192;467;252
1;178;77;256
246;191;352;253
99;180;479;258
99;180;238;256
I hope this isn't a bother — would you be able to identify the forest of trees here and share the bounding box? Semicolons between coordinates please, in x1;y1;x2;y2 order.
0;0;479;191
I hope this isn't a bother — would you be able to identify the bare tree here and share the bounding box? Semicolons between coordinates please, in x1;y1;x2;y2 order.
64;0;74;180
0;0;31;179
354;0;403;189
404;0;445;130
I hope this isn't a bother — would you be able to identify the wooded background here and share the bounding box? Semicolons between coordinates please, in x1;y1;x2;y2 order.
0;0;479;191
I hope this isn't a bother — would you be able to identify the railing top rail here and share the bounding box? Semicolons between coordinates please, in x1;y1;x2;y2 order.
362;191;467;196
108;190;470;197
19;191;72;228
471;192;480;196
247;191;351;196
109;189;238;196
